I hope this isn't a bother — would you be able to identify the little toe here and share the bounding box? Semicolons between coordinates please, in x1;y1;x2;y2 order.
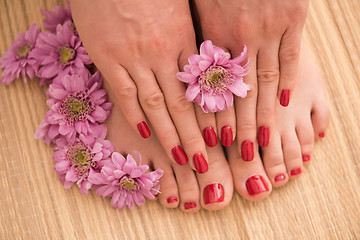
281;130;304;180
311;100;330;140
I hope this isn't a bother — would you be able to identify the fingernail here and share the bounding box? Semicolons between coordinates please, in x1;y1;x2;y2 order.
246;175;269;195
193;153;208;174
258;126;270;147
203;127;217;147
241;140;254;161
291;168;302;176
137;121;151;138
221;126;233;147
319;132;325;138
204;183;224;204
184;202;196;210
172;145;188;165
167;197;178;203
274;174;286;182
280;89;290;107
302;154;311;162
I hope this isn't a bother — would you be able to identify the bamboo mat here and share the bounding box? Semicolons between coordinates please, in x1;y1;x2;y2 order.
0;0;359;239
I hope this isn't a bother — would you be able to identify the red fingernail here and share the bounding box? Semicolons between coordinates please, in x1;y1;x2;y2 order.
274;174;286;182
184;202;196;209
203;127;217;147
172;145;188;165
258;126;270;147
137;121;151;138
291;168;302;176
302;155;311;162
221;126;233;147
280;89;290;107
204;183;224;205
193;153;208;174
167;197;178;203
319;132;325;138
241;140;254;161
246;175;269;195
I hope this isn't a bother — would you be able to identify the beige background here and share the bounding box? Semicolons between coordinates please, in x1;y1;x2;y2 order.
0;0;359;239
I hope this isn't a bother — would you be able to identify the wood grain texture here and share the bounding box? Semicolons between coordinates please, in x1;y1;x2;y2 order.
0;0;359;239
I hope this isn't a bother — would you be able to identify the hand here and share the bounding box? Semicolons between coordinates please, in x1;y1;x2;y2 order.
70;0;209;173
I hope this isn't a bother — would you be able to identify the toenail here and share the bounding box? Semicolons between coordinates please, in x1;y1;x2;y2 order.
203;126;218;147
246;175;269;195
203;183;224;204
280;89;290;107
193;153;208;174
137;121;151;138
172;145;188;165
184;202;197;210
302;155;311;162
290;168;302;176
274;174;286;182
221;126;233;147
167;197;178;203
241;140;254;161
258;126;270;147
319;132;325;138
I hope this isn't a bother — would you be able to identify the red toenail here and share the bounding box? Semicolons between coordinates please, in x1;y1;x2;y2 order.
319;132;325;138
203;126;218;147
258;126;270;147
291;168;302;176
172;145;188;165
274;174;286;182
302;155;311;162
241;140;254;161
280;89;290;107
184;202;196;209
193;153;208;174
204;183;224;204
137;121;151;138
167;197;178;203
246;175;269;195
221;126;233;147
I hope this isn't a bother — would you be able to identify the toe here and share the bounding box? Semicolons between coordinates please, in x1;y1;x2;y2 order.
311;99;330;140
296;118;315;165
281;130;304;180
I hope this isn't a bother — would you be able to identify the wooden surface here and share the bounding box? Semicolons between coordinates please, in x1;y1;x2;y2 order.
0;0;359;239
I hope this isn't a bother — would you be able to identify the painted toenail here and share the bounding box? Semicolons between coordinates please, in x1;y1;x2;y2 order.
204;183;224;204
319;132;325;138
302;155;311;162
172;145;188;165
221;126;233;146
167;197;178;203
193;153;208;174
203;126;218;147
241;140;254;161
137;121;151;138
291;168;302;176
184;202;197;209
280;89;290;107
246;175;269;195
274;174;286;182
258;126;270;147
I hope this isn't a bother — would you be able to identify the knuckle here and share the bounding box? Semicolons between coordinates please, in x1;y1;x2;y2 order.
183;135;204;149
244;87;258;99
237;123;257;134
168;95;193;114
280;48;300;62
258;105;275;118
117;84;137;99
257;69;280;86
142;91;165;110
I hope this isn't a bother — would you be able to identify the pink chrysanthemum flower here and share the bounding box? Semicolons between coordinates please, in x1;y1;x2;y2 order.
54;124;115;194
30;21;91;81
41;2;72;33
0;24;40;85
177;40;250;113
89;152;163;210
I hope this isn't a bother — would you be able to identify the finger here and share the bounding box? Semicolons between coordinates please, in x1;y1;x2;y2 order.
216;105;236;147
278;27;302;107
194;104;218;148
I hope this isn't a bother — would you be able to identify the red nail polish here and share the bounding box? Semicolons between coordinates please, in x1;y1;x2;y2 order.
204;183;224;204
184;202;196;209
193;153;208;174
280;89;290;107
291;168;302;176
171;145;188;165
258;126;270;147
319;132;325;138
221;126;233;147
203;127;218;147
137;121;151;138
167;197;178;203
274;174;286;182
302;155;311;162
241;140;254;161
245;175;269;195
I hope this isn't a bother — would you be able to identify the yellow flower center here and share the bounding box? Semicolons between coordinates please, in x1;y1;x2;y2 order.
15;43;32;59
118;176;140;193
58;46;75;66
198;66;234;95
